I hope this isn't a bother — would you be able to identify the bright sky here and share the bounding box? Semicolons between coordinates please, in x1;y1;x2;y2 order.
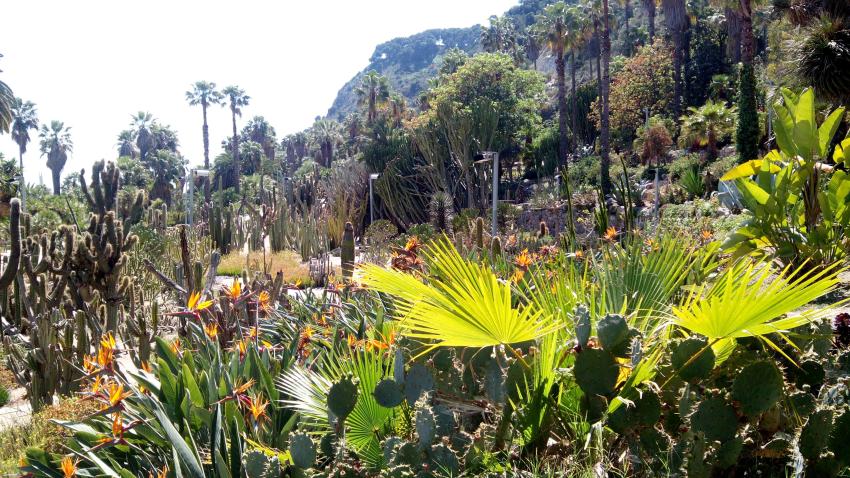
0;0;518;184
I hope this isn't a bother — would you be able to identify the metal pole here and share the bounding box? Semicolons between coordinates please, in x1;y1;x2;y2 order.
187;170;194;227
369;177;374;225
17;175;25;212
491;152;499;238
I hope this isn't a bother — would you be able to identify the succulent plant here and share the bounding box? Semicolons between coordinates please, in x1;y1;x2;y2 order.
290;432;317;469
731;360;784;416
690;397;737;442
373;378;404;408
327;375;359;420
574;348;619;396
672;338;715;382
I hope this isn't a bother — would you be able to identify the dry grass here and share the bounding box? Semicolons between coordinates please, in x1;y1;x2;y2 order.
218;250;313;285
0;397;100;475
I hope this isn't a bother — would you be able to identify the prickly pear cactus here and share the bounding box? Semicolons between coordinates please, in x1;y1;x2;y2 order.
243;449;281;478
290;432;317;469
327;375;359;420
373;379;404;408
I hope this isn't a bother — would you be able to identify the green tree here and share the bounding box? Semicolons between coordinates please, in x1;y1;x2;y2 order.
131;111;156;160
679;100;737;160
221;85;250;194
481;15;524;63
534;2;579;169
10;98;38;205
0;54;13;134
38;120;72;195
242;116;277;162
311;119;343;168
355;70;390;124
116;129;137;158
186;81;223;203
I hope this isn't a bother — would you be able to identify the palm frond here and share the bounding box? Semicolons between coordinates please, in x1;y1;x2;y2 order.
360;238;562;351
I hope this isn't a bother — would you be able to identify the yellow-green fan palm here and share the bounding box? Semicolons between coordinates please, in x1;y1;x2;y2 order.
359;238;560;351
671;259;844;357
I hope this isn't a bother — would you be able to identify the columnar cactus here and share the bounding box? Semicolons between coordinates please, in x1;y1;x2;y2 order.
341;222;355;280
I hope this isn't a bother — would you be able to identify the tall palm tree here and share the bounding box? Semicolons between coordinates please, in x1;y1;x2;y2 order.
662;0;689;118
643;0;657;42
242;116;277;162
221;85;250;194
0;54;13;134
355;71;390;125
311;119;343;168
38;120;72;195
600;0;613;195
10;98;38;208
534;2;574;170
131;111;156;160
117;130;138;158
186;81;223;203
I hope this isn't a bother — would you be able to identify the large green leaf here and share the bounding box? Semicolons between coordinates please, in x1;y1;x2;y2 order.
819;107;846;158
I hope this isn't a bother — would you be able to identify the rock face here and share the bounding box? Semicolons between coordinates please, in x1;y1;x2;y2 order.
326;27;482;120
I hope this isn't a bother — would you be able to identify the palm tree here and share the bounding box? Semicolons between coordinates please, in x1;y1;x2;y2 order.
481;15;524;63
117;130;137;158
643;0;657;42
131;111;156;160
600;0;613;195
38;120;72;195
0;54;13;134
355;71;390;125
534;2;574;170
221;85;250;194
10;98;38;208
662;0;689;118
242;116;277;162
311;119;343;168
186;81;223;203
679;100;737;160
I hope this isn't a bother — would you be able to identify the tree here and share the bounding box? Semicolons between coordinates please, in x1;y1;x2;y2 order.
311;119;343;168
481;15;524;63
601;0;613;195
11;98;38;205
0;54;13;134
117;130;137;159
38;120;72;195
242;116;277;163
186;81;223;203
793;15;850;104
679;100;737;160
131;111;156;160
662;0;689;118
534;2;576;169
355;71;390;124
643;0;657;42
221;85;250;194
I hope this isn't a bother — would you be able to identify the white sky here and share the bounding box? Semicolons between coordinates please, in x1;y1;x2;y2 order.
0;0;518;184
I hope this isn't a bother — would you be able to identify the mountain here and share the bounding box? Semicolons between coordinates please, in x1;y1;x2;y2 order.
325;27;482;120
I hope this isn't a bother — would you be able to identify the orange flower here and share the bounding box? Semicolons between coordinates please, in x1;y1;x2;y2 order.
140;361;152;373
170;338;182;355
574;250;584;260
60;456;79;478
233;378;256;396
83;354;98;374
148;465;169;478
225;280;242;300
700;229;713;241
231;339;248;360
301;326;315;340
111;412;123;438
106;382;132;407
514;249;533;269
90;375;106;395
510;269;526;284
204;322;219;340
245;393;269;424
404;237;421;252
187;291;213;312
257;291;271;312
603;226;617;242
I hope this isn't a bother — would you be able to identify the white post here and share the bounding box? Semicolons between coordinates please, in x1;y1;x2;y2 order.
491;152;499;238
369;173;380;225
187;169;194;227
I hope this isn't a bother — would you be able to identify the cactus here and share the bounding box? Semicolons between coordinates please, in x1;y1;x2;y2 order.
415;405;436;448
242;449;281;478
731;360;784;416
538;220;549;239
672;338;715;382
373;379;404;408
574;304;591;349
490;236;502;258
800;408;833;460
830;409;850;464
341;222;355;280
327;375;359;420
0;199;21;319
690;397;737;442
473;217;484;250
574;348;619;396
596;314;628;350
429;191;454;234
290;432;317;469
404;363;434;405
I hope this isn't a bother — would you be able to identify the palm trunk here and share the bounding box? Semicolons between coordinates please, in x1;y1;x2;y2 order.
739;0;754;64
202;102;211;205
671;31;683;118
18;148;25;210
231;109;240;194
624;0;631;54
645;0;656;42
571;50;578;153
556;36;569;171
601;0;613;196
51;167;61;195
735;0;760;163
595;23;603;131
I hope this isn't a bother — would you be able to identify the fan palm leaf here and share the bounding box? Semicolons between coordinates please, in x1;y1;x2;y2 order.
360;238;561;352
